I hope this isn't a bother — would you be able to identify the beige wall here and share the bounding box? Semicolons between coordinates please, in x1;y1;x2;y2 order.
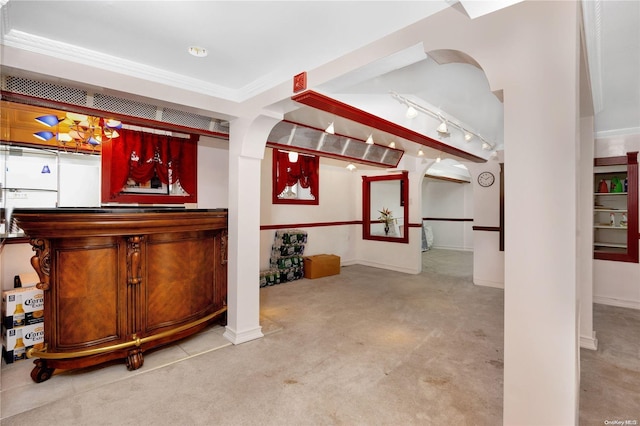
594;133;640;309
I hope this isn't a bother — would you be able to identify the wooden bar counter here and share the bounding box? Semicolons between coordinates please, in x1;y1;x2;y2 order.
12;208;228;382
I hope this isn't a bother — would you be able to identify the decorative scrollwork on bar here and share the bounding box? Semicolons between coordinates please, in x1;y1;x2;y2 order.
127;236;143;286
221;229;228;265
29;238;51;291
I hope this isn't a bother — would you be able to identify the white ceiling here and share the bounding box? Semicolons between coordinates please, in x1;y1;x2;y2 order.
1;0;638;163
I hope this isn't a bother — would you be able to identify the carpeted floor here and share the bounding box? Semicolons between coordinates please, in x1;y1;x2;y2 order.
1;249;637;425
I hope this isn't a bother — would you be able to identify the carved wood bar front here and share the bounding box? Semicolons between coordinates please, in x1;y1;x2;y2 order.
12;208;228;383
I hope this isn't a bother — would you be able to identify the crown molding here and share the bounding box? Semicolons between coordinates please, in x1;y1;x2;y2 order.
595;127;640;139
1;29;267;103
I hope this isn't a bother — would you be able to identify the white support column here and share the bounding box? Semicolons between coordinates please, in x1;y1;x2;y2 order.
224;113;281;345
502;2;581;423
579;116;597;350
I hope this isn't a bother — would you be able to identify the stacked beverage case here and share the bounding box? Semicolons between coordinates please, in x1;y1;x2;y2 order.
2;285;45;364
259;229;307;287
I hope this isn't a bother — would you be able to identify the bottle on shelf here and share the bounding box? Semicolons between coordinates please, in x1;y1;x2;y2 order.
598;179;609;193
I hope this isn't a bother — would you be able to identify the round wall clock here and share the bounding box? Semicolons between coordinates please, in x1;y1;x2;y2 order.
478;171;495;187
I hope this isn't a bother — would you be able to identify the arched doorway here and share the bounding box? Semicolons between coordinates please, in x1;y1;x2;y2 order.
419;158;474;276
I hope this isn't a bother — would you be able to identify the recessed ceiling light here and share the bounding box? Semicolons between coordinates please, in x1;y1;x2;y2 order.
188;46;208;57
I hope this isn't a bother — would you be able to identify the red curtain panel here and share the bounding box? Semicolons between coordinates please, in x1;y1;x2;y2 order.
274;150;318;198
108;128;196;199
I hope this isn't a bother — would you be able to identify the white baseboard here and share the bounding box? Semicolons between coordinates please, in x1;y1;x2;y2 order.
355;259;420;275
580;331;598;350
593;295;640;310
431;245;473;252
223;326;264;345
473;278;504;289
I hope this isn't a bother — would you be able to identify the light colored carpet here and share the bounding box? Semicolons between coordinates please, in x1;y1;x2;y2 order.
1;249;637;425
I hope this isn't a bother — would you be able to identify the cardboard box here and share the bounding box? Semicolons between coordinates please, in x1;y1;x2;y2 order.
2;286;45;329
304;254;341;279
2;322;45;364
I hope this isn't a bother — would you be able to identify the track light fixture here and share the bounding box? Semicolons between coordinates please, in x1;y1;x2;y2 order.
346;163;357;171
325;122;335;134
390;91;495;152
436;119;449;136
365;134;374;145
388;141;396;148
418;149;425;156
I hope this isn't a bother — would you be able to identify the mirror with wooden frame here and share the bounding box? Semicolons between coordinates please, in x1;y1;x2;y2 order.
362;171;409;243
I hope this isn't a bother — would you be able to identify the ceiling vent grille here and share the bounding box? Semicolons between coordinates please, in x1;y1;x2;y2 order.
4;76;88;106
93;93;158;120
1;75;229;136
162;106;228;134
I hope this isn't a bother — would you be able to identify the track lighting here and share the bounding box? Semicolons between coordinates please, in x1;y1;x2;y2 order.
389;141;396;148
418;149;425;156
436;119;449;135
346;163;357;171
366;134;374;145
325;122;335;134
390;91;495;150
288;151;299;162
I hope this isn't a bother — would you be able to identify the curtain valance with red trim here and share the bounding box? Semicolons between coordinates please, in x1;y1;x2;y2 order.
274;150;318;198
108;128;196;199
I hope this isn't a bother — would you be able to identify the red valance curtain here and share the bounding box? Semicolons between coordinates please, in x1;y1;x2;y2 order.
108;128;196;199
274;150;318;198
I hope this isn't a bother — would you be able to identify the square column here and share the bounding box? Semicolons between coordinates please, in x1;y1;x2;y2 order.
224;114;281;344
